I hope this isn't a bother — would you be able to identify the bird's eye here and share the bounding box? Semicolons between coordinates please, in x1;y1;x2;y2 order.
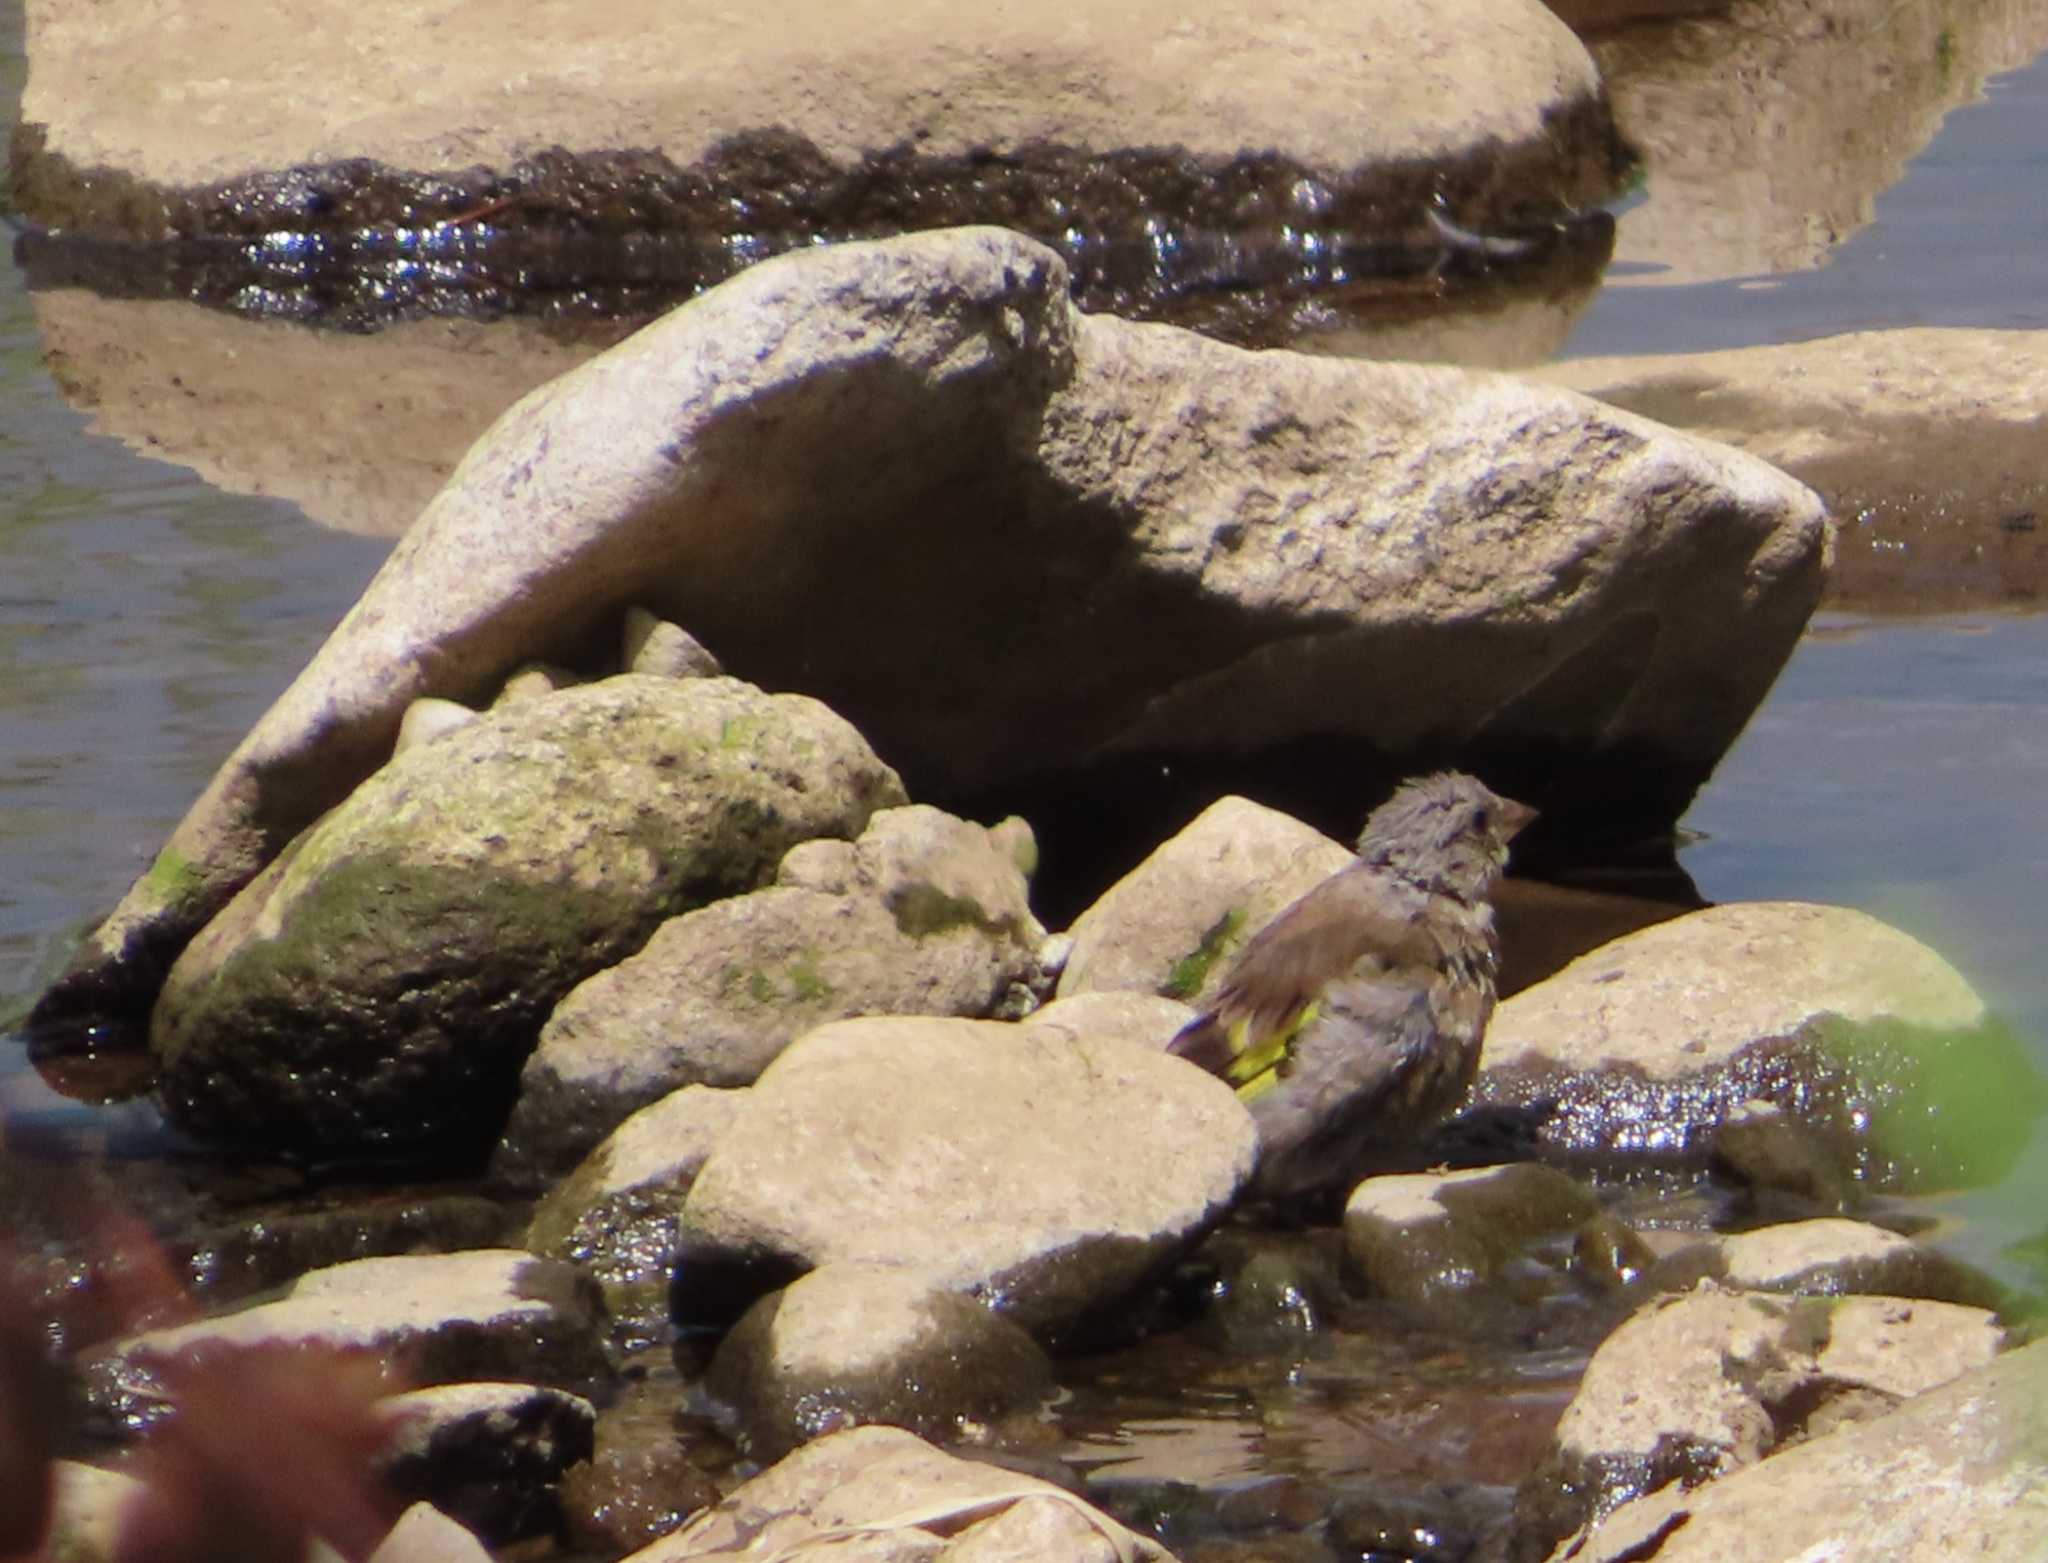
1473;806;1490;831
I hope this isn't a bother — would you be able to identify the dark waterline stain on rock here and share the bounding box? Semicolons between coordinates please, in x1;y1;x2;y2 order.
9;120;1626;344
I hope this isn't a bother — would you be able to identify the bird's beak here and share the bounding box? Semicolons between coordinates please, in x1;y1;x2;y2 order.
1500;798;1539;840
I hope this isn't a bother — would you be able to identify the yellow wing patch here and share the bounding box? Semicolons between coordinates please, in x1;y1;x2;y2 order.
1223;999;1319;1102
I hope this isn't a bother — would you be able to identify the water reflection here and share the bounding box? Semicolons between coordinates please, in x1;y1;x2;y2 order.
1569;11;2048;353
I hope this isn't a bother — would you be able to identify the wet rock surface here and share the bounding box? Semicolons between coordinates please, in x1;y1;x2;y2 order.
705;1263;1056;1463
1513;1285;2008;1559
1475;900;2047;1188
554;1367;729;1555
497;804;1044;1186
149;673;904;1160
524;1085;748;1333
673;1013;1256;1338
1549;1334;2048;1563
34;227;1829;1037
1342;1163;1614;1325
12;0;1623;340
75;1250;614;1438
378;1380;596;1545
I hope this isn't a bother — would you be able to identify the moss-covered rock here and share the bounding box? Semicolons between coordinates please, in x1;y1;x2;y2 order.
494;805;1043;1186
151;675;903;1160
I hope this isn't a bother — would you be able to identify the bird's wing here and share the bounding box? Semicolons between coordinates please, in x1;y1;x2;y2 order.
1245;976;1443;1198
1167;867;1440;1097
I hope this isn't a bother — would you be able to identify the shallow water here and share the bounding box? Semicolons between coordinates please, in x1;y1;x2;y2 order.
1565;45;2048;355
4;4;2048;1548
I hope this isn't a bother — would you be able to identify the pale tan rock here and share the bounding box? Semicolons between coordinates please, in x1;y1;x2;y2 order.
1585;2;2048;287
622;607;722;679
1487;903;1986;1079
1025;990;1196;1053
635;1424;1170;1562
1057;797;1351;1005
1547;1336;2048;1563
394;696;476;754
1474;901;2029;1186
1516;1286;2006;1558
492;661;579;706
497;805;1042;1184
1536;328;2048;612
1651;1218;2007;1310
675;1014;1256;1335
22;0;1596;192
80;1251;612;1434
26;295;590;539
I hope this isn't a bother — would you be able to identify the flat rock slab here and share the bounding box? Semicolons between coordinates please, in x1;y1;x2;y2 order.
37;227;1828;1034
1649;1218;2009;1312
78;1250;612;1437
1476;901;2045;1189
1537;328;2048;611
673;1013;1256;1338
20;0;1606;219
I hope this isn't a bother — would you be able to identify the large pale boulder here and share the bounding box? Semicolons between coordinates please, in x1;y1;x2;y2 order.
672;1013;1256;1337
35;228;1828;1033
1475;901;2045;1190
496;805;1042;1185
151;674;903;1158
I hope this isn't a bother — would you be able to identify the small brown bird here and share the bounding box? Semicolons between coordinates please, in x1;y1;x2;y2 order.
1169;772;1536;1203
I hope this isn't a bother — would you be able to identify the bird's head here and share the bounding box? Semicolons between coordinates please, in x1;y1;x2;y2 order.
1354;771;1537;899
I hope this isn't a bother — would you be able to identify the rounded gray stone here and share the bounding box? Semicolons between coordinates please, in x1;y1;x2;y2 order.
674;1014;1256;1336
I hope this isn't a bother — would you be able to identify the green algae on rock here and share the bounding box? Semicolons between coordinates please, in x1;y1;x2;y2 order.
150;674;904;1162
